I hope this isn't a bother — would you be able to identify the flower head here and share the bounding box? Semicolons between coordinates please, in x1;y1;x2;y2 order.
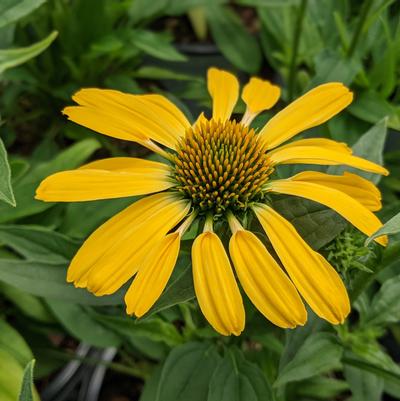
36;68;389;336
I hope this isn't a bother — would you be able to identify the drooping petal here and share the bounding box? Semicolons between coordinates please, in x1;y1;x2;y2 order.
35;158;174;202
229;230;307;328
269;138;351;154
268;179;388;246
290;171;382;211
192;231;245;336
207;67;239;122
241;78;280;125
259;83;353;149
253;204;350;324
67;193;190;296
125;232;180;317
268;145;389;176
63;89;191;149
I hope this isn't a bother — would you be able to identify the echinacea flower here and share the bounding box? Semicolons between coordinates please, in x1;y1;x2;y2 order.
36;68;388;336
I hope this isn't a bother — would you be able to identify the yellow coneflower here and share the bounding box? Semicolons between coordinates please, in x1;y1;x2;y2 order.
36;68;388;336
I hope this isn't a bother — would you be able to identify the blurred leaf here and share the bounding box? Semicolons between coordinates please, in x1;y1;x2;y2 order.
208;347;273;401
18;360;35;401
46;301;121;347
236;0;298;5
328;118;387;184
156;342;220;401
0;259;123;305
95;314;183;347
0;138;101;223
349;91;400;130
0;349;27;401
344;365;384;401
0;0;45;28
272;196;346;250
0;31;58;75
0;319;33;367
298;376;349;399
275;333;343;387
363;276;400;326
206;4;262;74
129;0;169;24
366;211;400;245
131;30;186;62
0;137;15;206
0;225;79;263
133;66;201;81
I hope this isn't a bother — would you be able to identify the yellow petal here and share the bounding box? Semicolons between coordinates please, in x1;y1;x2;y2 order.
35;158;173;202
64;89;191;149
259;83;353;149
241;77;280;125
207;67;239;122
67;193;190;295
229;230;307;328
269;138;351;154
268;179;388;246
253;204;350;324
125;232;180;317
192;232;245;336
268;145;389;176
291;171;382;211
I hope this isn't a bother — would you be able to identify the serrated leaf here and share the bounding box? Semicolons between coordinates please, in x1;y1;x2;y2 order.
206;4;261;74
275;333;343;387
0;259;123;305
208;348;273;401
366;211;400;245
46;301;121;347
156;342;221;401
0;31;58;74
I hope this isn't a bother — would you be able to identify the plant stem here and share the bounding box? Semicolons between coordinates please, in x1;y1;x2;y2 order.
287;0;308;101
347;0;374;58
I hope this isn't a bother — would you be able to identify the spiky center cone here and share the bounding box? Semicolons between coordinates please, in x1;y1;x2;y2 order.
173;119;273;216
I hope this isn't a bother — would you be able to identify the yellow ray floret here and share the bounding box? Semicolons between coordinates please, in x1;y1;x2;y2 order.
192;231;245;336
253;204;350;324
207;67;239;122
259;83;353;149
35;158;174;202
268;179;388;246
125;232;181;317
290;171;382;211
229;229;307;328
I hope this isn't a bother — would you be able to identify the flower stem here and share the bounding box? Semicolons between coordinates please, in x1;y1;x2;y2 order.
346;0;374;58
287;0;308;101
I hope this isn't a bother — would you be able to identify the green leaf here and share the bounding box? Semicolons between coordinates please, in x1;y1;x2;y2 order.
46;301;121;348
0;225;79;264
349;91;400;130
148;256;195;316
328;118;388;184
0;0;45;28
0;137;15;206
18;360;35;401
208;347;273;401
272;196;347;250
0;319;33;367
94;314;183;347
275;333;343;387
0;349;27;401
0;259;123;305
131;30;186;62
0;31;58;75
206;4;261;74
156;342;221;401
133;66;201;81
363;276;400;326
128;0;169;24
366;211;400;245
298;376;350;400
0;138;101;222
344;365;384;401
